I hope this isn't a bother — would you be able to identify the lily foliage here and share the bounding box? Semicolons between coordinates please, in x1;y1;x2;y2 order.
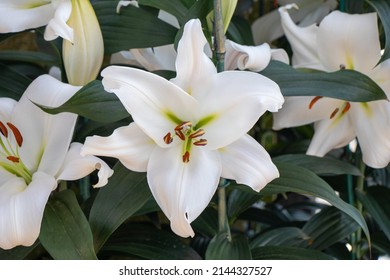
0;0;390;260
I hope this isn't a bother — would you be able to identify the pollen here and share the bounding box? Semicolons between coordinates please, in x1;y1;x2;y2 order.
7;122;23;147
342;102;351;114
163;132;173;144
182;151;190;163
0;121;8;137
309;96;323;109
330;108;339;119
193;139;207;146
7;156;20;163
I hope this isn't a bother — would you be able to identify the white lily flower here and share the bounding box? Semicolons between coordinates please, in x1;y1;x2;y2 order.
0;75;113;250
273;7;390;168
82;19;283;237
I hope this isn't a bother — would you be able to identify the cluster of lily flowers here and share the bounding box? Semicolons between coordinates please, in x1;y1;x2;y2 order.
0;0;389;251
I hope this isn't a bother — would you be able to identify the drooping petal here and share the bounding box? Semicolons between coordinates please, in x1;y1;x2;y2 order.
147;145;221;238
220;134;279;191
81;123;155;172
371;59;390;100
57;142;113;188
0;1;55;33
306;114;355;157
12;75;80;175
170;19;217;98
0;97;16;121
271;48;290;64
43;0;73;41
129;45;176;71
350;102;390;168
101;66;198;147
0;172;56;250
279;4;323;70
272;96;344;130
317;11;381;72
198;71;283;149
225;40;271;72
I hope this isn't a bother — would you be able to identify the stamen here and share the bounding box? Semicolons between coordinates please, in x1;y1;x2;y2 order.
163;132;173;144
189;129;205;139
7;156;20;163
182;151;190;163
342;102;351;114
175;121;192;131
7;122;23;147
339;64;346;70
330;108;339;119
0;121;8;137
175;129;186;141
309;96;323;109
193;139;207;146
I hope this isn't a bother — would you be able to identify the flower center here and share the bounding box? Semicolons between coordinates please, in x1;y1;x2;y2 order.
308;96;351;120
163;121;208;163
0;121;32;183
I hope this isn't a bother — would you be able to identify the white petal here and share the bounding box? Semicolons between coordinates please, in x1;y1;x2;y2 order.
307;114;355;157
0;172;55;250
317;11;381;72
350;102;390;168
129;45;176;71
225;40;271;72
147;145;221;238
220;134;279;191
370;59;390;100
81;123;155;172
272;96;344;130
170;19;217;97
279;4;323;70
0;97;16;120
44;0;73;42
271;48;290;64
57;142;113;188
0;1;55;33
198;71;284;149
12;75;80;175
101;66;198;147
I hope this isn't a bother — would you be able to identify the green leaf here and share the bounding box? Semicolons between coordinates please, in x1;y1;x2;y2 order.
40;80;129;123
303;206;359;250
0;51;58;66
192;207;219;236
206;233;252;260
366;0;390;63
227;188;262;222
261;163;370;244
250;227;309;249
0;242;40;260
251;246;334;260
357;186;390;240
102;223;201;259
372;232;390;256
94;1;178;53
89;162;153;252
0;63;32;99
226;16;255;46
40;190;97;260
260;61;387;102
273;154;362;176
138;0;188;24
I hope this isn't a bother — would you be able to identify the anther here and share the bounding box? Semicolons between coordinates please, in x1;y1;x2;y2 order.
342;102;351;114
330;108;339;119
0;121;8;137
339;64;346;70
309;96;323;109
7;156;20;163
163;132;173;144
193;139;207;146
175;129;186;141
189;129;205;139
175;121;192;132
182;151;190;163
7;122;23;147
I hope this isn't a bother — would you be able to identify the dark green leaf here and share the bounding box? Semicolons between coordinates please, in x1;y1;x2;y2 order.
226;16;255;46
261;163;370;243
89;162;153;252
357;186;390;240
102;223;201;259
250;227;309;249
366;0;390;63
206;233;252;260
0;242;40;260
303;207;359;250
192;207;219;236
94;1;178;53
372;232;390;256
0;51;58;66
227;188;262;222
251;246;334;260
260;61;387;102
40;80;129;123
138;0;188;24
40;190;97;260
273;154;362;176
0;63;32;99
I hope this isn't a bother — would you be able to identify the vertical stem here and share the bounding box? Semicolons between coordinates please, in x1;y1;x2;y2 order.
355;159;366;259
213;0;230;239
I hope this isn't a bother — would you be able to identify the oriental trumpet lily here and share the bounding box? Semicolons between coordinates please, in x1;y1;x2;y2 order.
273;6;390;168
0;75;113;250
82;19;284;237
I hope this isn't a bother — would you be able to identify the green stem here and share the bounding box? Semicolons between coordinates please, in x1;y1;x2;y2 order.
213;0;225;72
354;158;366;259
218;185;231;240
